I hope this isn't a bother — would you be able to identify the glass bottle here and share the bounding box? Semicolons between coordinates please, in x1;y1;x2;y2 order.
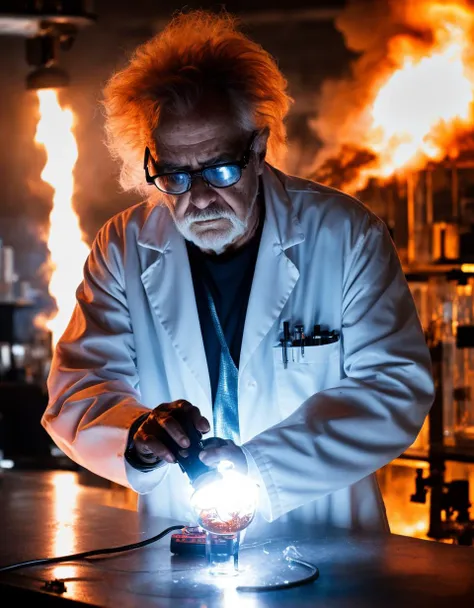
440;300;456;445
453;281;474;444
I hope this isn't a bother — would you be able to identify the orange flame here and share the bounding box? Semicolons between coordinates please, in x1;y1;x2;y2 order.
311;0;474;192
34;90;89;347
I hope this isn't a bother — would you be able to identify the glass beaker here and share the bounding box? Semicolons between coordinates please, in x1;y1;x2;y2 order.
205;531;239;576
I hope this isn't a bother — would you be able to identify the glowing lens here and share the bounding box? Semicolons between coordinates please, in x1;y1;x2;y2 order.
155;172;190;194
202;164;242;187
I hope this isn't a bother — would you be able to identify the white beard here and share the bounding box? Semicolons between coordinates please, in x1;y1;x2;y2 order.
174;207;251;254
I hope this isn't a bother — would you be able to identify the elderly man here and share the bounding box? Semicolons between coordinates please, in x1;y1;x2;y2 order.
42;9;434;536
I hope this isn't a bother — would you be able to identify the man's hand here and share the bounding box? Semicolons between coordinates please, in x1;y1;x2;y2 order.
198;439;248;475
133;400;210;464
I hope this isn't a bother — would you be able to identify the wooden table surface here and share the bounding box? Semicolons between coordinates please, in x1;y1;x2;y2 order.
0;469;473;607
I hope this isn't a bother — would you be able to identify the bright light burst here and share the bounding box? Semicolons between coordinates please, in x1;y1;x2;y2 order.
191;467;259;534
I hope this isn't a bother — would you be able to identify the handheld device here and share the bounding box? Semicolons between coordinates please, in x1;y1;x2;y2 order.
159;408;226;486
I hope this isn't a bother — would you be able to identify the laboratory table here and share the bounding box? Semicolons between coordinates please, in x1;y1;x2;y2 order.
0;470;473;607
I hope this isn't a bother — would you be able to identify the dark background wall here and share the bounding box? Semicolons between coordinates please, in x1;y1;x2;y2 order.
0;0;353;317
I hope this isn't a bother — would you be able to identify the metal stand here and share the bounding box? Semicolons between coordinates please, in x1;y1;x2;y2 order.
410;341;473;545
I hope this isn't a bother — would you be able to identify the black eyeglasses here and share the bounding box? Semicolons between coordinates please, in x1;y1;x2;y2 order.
144;132;258;195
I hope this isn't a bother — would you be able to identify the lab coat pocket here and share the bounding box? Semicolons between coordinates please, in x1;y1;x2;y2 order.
273;341;341;418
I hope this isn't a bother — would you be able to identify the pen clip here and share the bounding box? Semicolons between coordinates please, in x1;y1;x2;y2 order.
281;321;291;369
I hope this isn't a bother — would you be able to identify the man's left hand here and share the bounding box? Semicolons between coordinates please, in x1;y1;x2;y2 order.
198;439;248;475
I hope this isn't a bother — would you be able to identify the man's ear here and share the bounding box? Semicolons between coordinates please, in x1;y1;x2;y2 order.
254;127;269;174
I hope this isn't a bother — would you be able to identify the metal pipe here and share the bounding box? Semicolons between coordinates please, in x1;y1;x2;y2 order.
452;165;459;220
426;169;433;226
407;173;416;265
427;341;446;540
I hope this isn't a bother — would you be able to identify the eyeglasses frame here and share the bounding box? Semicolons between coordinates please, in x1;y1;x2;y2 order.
143;131;259;195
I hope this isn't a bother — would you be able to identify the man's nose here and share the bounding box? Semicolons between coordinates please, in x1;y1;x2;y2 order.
189;176;216;209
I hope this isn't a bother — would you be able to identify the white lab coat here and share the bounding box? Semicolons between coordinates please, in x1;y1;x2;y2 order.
42;164;435;538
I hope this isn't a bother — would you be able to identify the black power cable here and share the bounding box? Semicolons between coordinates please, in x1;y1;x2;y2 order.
0;524;184;573
0;524;319;592
236;556;319;592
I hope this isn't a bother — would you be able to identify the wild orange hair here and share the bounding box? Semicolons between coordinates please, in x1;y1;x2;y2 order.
101;9;292;197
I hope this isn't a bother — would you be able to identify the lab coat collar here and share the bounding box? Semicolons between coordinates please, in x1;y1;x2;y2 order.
137;200;213;412
237;164;304;377
261;164;305;252
137;202;173;253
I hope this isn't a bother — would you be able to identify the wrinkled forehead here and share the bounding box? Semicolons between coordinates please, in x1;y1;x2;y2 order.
152;106;247;169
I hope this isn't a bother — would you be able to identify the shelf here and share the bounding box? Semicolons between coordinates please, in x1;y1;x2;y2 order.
400;446;474;464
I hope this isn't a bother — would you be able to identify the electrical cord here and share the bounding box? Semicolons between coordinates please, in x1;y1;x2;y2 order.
0;524;319;592
236;556;319;592
0;524;185;573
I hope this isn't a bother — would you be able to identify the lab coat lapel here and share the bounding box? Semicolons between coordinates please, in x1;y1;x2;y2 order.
239;165;304;373
138;205;212;408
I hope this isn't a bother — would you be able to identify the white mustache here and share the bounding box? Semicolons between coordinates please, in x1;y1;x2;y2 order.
171;194;257;254
182;208;237;226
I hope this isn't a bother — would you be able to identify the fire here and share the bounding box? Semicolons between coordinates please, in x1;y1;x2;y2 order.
311;0;474;192
34;89;89;347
